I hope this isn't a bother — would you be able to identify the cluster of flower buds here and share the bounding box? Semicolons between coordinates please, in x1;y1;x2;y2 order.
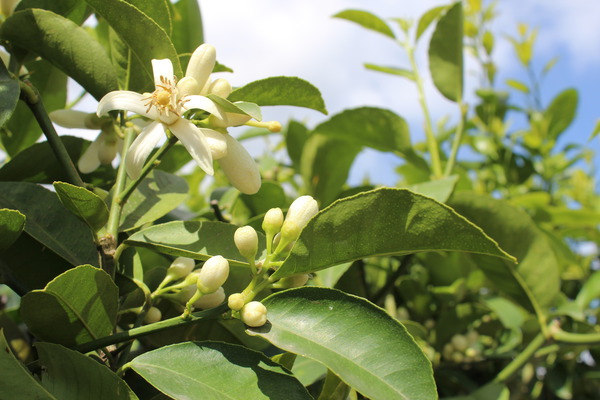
442;330;483;363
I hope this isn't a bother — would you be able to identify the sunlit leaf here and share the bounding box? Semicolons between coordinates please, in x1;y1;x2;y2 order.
364;64;415;81
416;5;448;41
333;9;395;39
545;88;578;140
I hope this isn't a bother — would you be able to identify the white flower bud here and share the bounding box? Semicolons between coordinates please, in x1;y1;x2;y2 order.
174;284;198;303
451;334;469;352
234;226;258;261
97;134;119;165
262;208;284;235
280;196;318;242
228;293;245;311
197;256;229;294
240;301;268;327
144;306;162;324
176;76;200;98
193;286;225;309
167;257;196;280
187;44;216;92
207;78;232;98
202;128;228;160
273;274;310;289
217;134;261;195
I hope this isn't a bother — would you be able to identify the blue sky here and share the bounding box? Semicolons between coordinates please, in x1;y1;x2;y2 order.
200;0;600;186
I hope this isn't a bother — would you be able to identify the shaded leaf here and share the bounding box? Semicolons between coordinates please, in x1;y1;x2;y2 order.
443;382;509;400
130;341;311;400
15;0;90;24
333;9;395;39
171;0;204;55
0;58;19;128
248;287;437;400
0;208;25;251
54;181;109;232
21;265;118;346
285;120;309;170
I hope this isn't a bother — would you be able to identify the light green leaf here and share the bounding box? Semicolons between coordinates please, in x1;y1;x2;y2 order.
206;94;262;121
84;0;182;81
0;208;25;251
416;5;448;41
248;287;437;400
118;170;188;232
0;57;19;128
505;79;529;93
36;342;138;400
403;175;459;203
313;107;411;152
589;119;600;141
125;220;266;268
364;64;415;81
575;271;600;311
333;9;395;39
228;76;327;115
124;0;171;35
20;265;118;346
0;330;55;399
171;0;204;55
130;341;311;400
0;9;118;100
0;182;98;267
428;2;464;102
545;88;578;140
15;0;90;24
443;382;509;400
54;182;109;232
272;188;515;280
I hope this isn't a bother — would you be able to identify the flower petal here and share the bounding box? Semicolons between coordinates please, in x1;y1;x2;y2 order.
152;59;174;87
169;118;214;176
186;44;216;91
78;134;102;174
201;128;228;160
50;109;96;129
97;91;159;120
125;121;165;179
218;134;261;194
183;95;225;120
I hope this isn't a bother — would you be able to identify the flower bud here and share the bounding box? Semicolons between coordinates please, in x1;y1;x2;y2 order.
97;134;119;165
272;274;310;289
197;255;229;294
228;293;245;311
202;128;228;160
234;226;258;261
167;257;196;280
144;306;162;324
262;208;284;236
451;334;469;352
176;76;200;98
175;284;198;303
193;286;225;309
240;301;268;327
218;134;261;195
207;78;232;98
280;196;318;242
187;44;216;92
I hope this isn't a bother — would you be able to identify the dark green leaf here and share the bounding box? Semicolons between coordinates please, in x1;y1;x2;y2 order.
130;341;311;400
248;287;437;399
364;64;415;81
0;208;25;251
0;58;19;128
442;382;509;400
36;342;138;399
312;107;410;152
333;9;395;39
125;220;266;268
54;182;109;232
123;0;171;34
229;76;327;115
21;265;118;346
238;181;287;216
0;9;118;100
15;0;90;24
285;120;309;170
171;0;203;55
416;5;448;41
273;188;515;280
428;2;463;102
545;88;578;140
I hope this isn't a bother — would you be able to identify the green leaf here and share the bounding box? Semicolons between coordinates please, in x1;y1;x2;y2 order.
416;5;449;41
272;188;515;280
285;120;309;170
505;79;529;93
575;271;600;311
15;0;90;24
0;9;118;100
0;58;19;128
118;170;188;232
54;182;109;232
171;0;204;55
0;182;99;267
36;342;138;400
364;64;415;81
0;208;25;251
589;119;600;141
443;382;509;400
84;0;182;80
130;341;311;400
123;0;172;35
545;88;578;140
449;192;560;312
206;94;262;121
313;107;410;152
404;175;459;203
333;9;395;39
238;181;287;217
428;2;464;102
125;220;266;268
0;330;55;399
20;265;118;346
229;76;327;115
248;287;437;400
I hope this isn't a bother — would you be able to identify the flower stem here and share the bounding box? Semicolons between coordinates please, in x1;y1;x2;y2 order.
443;101;468;177
492;332;546;383
20;80;85;187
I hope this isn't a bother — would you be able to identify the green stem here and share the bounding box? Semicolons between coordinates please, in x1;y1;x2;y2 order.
444;101;467;177
493;332;546;383
552;329;600;346
20;80;85;187
74;304;228;354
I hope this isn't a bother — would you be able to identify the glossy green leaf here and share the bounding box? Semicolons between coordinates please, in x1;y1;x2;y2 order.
0;182;98;267
443;382;509;400
273;188;515;280
0;208;25;251
0;58;19;128
545;88;578;139
118;170;188;231
54;182;109;232
291;355;327;386
207;94;262;121
0;9;118;100
428;2;463;102
404;175;459;203
416;5;448;41
124;0;171;34
130;341;311;400
0;330;54;399
36;342;138;400
333;9;395;39
318;370;351;400
125;220;265;267
84;0;182;81
20;265;118;346
171;0;204;55
228;76;327;115
312;107;410;152
248;287;437;400
449;192;560;312
15;0;90;24
364;64;415;81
